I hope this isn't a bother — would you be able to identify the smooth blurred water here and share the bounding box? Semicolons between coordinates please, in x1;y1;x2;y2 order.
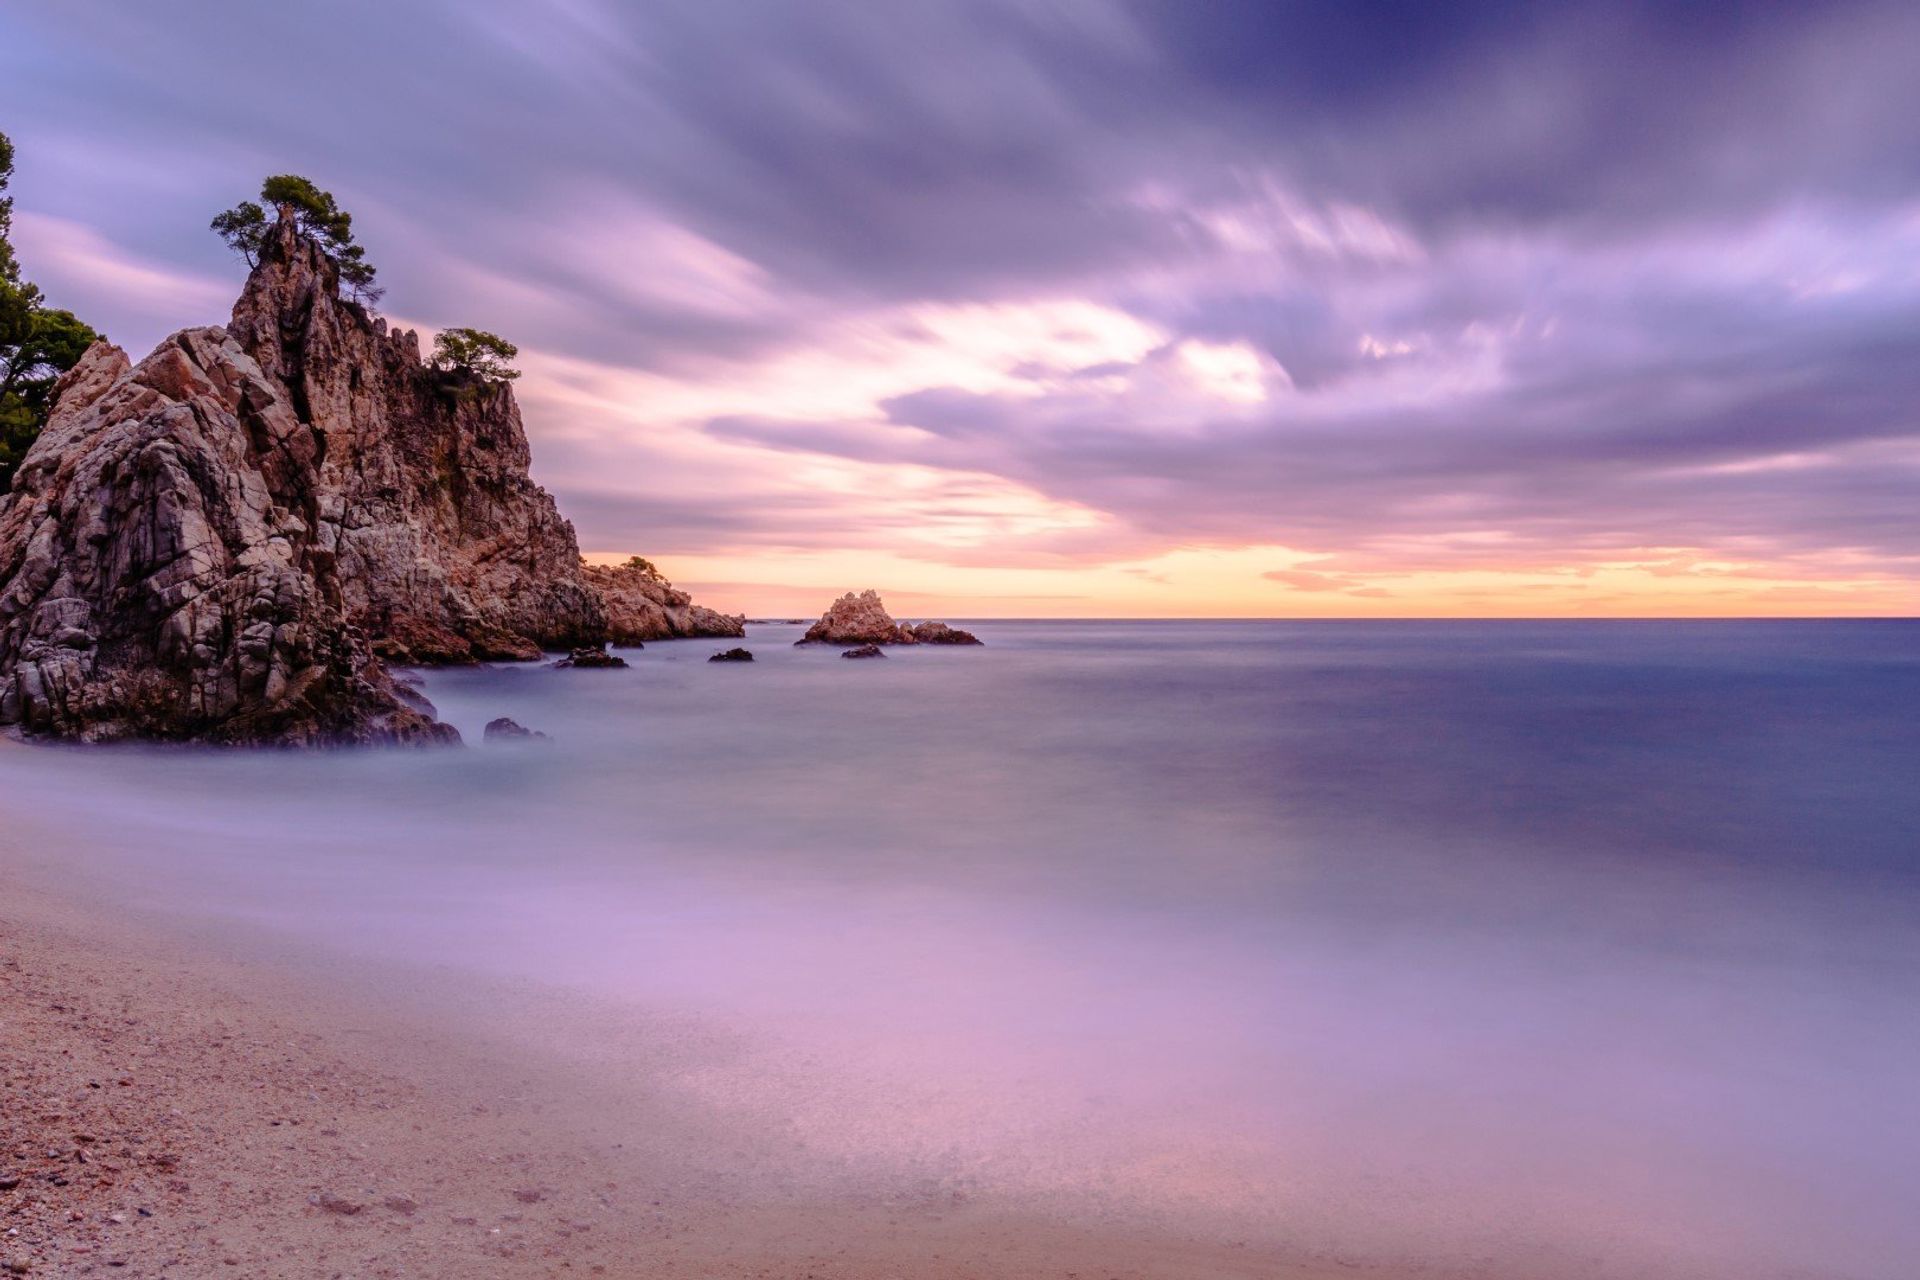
4;619;1918;1277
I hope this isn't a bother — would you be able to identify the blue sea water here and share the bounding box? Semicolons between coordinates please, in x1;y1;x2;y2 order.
4;619;1917;1277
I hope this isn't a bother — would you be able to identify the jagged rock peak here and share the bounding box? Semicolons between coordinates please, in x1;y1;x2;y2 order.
796;590;982;646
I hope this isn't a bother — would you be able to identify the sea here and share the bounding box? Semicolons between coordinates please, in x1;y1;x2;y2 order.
4;619;1917;1278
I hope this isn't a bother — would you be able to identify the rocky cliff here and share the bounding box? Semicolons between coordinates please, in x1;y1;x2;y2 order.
0;209;732;744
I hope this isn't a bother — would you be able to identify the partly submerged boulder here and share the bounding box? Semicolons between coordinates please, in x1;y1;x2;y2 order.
800;590;911;645
483;716;550;743
841;644;886;660
906;620;983;646
707;647;754;663
797;590;982;647
554;646;627;669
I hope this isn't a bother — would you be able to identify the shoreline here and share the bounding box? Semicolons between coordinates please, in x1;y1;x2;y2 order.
1;868;1361;1279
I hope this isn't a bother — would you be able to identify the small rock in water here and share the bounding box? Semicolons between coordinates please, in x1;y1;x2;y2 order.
797;589;912;645
906;620;983;645
795;590;981;646
482;717;550;744
842;644;886;660
707;647;754;663
554;646;628;669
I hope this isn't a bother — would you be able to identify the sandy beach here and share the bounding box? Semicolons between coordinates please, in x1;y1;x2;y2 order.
1;871;1358;1280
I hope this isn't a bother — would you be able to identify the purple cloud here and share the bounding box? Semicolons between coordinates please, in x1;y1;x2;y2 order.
2;1;1917;604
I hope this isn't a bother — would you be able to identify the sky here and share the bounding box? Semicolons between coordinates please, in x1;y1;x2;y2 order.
2;1;1917;618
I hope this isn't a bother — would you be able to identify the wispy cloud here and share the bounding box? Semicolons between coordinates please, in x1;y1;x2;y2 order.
11;212;232;346
3;1;1917;613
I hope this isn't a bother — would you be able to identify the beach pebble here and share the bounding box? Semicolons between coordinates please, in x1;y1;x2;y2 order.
313;1192;363;1215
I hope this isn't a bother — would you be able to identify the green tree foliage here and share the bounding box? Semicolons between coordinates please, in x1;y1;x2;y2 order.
430;328;521;384
621;555;664;581
208;200;267;266
0;131;17;284
211;174;383;305
1;131;104;492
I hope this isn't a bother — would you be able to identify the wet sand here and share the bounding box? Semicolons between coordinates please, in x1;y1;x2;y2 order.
0;882;1368;1279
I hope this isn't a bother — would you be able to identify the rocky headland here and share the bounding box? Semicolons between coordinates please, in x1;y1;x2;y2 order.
583;559;743;645
0;208;735;745
796;590;982;647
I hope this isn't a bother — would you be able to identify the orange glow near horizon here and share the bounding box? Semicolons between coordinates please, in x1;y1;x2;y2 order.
584;546;1918;620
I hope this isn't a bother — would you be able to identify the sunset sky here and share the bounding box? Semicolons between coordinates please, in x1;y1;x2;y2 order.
3;1;1917;617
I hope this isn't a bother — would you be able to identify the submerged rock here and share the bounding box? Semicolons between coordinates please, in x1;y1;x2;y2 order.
842;644;886;660
554;647;627;669
906;620;983;645
482;717;549;743
797;590;982;647
707;647;754;663
0;206;728;745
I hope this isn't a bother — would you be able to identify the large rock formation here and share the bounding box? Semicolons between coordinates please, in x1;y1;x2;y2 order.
0;209;731;745
582;560;743;645
796;590;982;646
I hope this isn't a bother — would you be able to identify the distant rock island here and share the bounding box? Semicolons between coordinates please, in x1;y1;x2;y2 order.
797;590;982;646
0;207;738;745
